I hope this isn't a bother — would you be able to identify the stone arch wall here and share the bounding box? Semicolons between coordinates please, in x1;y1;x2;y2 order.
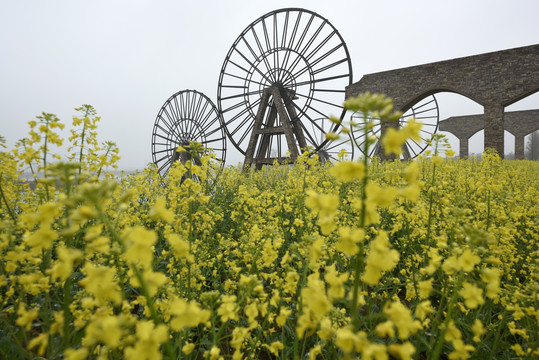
439;110;539;159
345;44;539;158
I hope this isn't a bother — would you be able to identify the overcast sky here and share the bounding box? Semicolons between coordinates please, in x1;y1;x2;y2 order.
1;0;538;170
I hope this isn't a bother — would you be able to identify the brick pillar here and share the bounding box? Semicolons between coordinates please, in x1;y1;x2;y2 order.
515;135;525;160
459;137;469;159
483;105;505;158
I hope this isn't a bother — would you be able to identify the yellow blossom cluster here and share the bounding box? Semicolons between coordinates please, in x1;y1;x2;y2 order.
0;98;538;359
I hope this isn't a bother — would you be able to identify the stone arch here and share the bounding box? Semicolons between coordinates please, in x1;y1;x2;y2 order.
346;44;539;158
504;87;539;107
439;110;539;159
400;87;480;114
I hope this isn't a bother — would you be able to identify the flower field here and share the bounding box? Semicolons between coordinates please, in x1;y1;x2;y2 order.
1;97;538;359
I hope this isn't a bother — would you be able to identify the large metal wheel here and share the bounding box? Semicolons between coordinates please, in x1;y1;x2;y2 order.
151;90;227;177
349;95;440;159
217;8;353;160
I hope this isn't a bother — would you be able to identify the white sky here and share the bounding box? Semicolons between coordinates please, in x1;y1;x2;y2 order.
1;0;538;169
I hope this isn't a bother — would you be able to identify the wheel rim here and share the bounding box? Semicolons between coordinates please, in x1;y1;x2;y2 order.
152;90;227;177
349;95;440;159
217;8;353;158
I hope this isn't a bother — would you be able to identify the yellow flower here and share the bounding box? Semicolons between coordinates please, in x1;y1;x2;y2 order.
276;307;291;327
444;320;461;342
169;297;211;331
24;227;57;253
432;155;443;166
325;132;340;141
366;182;399;208
381;127;406;156
388;342;416;360
124;321;169;360
301;274;331;321
400;183;421;202
149;196;175;223
218;295;238;322
361;342;387;360
64;348;89;360
325;264;349;299
442;254;460;275
230;326;250;351
79;263;122;305
49;245;83;282
362;230;400;286
307;344;322;360
375;320;395;338
459;282;485;309
417;279;433;299
510;344;526;356
415;300;435;320
244;302;258;326
401;118;423;142
208;345;222;360
83;315;123;348
305;190;339;218
123;226;157;269
336;226;365;256
182;342;195;355
448;339;475;360
458;249;481;272
481;267;501;299
265;341;284;356
403;161;419;183
471;319;485;342
383;301;422;340
16;303;39;330
309;237;325;265
317;317;334;340
167;233;191;260
335;326;359;353
28;333;48;356
329;161;365;182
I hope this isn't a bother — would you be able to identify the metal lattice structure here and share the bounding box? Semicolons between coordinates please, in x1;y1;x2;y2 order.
217;8;353;168
151;90;226;177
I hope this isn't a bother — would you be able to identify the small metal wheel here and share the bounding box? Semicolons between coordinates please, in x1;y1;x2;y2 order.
217;8;353;162
151;90;227;177
349;95;440;159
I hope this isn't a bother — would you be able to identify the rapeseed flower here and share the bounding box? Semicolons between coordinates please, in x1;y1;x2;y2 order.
123;226;157;269
459;282;485;309
124;321;169;360
330;160;365;182
79;263;122;305
383;301;422;340
362;230;400;285
381;127;406;156
16;303;39;331
336;226;365;256
471;319;485;342
218;294;239;322
458;248;481;272
388;342;416;360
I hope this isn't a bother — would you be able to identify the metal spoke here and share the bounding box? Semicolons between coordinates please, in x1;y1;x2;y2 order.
217;8;352;162
152;90;226;178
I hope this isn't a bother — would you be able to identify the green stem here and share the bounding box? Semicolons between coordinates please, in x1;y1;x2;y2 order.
429;275;463;360
350;117;369;329
78;108;90;175
425;163;437;245
0;173;17;221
